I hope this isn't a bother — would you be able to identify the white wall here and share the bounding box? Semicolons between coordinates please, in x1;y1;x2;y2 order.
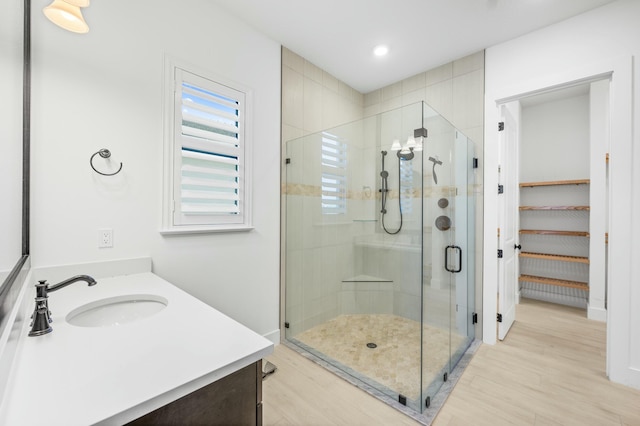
520;94;590;182
484;0;640;389
28;0;281;340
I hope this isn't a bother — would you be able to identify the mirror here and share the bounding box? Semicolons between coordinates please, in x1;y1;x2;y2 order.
0;0;25;274
0;0;29;316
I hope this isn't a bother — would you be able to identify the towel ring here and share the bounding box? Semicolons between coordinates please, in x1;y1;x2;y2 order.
90;149;123;176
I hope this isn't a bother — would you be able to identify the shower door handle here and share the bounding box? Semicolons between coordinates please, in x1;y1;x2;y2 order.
444;245;462;273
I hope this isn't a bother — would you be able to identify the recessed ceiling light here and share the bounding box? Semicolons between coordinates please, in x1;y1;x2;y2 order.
373;45;389;57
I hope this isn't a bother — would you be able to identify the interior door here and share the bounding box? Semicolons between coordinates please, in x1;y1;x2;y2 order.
497;103;520;340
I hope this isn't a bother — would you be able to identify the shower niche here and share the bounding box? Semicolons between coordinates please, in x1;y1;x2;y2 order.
283;102;476;414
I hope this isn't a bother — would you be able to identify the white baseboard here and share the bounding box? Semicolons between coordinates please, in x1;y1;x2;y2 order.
587;305;607;322
263;329;281;345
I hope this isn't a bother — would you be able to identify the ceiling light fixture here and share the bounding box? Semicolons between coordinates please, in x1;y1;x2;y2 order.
373;45;388;57
43;0;91;34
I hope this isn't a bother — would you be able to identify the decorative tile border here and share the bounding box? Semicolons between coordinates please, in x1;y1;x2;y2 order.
283;183;468;199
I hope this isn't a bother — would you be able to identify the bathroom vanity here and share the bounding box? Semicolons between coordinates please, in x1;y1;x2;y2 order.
127;360;263;425
0;264;273;425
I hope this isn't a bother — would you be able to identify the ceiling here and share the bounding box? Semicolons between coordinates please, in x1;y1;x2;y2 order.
209;0;617;93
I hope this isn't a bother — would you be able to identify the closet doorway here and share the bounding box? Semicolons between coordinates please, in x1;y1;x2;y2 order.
497;78;610;341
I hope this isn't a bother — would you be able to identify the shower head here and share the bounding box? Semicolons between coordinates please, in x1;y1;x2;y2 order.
380;170;388;178
381;150;387;156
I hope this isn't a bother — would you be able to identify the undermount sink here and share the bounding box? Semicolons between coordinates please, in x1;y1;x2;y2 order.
66;294;168;327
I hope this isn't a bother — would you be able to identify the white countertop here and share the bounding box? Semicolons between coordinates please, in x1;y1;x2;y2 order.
0;272;273;425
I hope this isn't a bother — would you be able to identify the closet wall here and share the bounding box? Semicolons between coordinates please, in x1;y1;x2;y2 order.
520;92;590;181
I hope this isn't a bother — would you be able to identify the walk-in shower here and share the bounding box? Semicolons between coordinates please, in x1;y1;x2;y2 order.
283;101;475;415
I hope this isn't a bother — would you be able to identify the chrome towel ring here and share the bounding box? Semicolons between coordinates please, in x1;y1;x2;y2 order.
90;149;123;176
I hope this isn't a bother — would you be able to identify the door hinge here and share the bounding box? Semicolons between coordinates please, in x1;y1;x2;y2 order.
497;313;503;322
497;249;503;258
285;158;291;164
498;184;504;194
498;121;505;131
473;157;478;169
414;127;428;138
284;322;290;329
472;312;478;324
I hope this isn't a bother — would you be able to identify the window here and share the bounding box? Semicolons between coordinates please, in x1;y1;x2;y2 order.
320;132;347;215
163;62;253;233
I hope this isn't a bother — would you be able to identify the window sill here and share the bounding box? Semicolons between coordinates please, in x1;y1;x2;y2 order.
159;225;255;235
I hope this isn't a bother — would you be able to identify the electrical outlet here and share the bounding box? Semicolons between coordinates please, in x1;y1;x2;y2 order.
98;228;113;248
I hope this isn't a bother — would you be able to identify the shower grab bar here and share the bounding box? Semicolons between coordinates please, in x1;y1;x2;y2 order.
444;245;462;273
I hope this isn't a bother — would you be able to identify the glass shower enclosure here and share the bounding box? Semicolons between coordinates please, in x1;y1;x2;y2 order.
283;102;475;413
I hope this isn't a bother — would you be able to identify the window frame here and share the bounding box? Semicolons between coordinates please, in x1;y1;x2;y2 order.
161;57;254;234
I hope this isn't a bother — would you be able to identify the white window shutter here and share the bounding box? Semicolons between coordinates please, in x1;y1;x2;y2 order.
321;132;347;215
173;68;248;227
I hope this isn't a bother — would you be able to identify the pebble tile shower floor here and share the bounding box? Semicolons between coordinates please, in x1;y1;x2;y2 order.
294;314;466;403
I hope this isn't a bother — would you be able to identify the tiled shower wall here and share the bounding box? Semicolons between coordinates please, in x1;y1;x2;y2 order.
364;52;485;333
363;51;485;146
281;47;367;335
281;47;485;336
281;47;365;144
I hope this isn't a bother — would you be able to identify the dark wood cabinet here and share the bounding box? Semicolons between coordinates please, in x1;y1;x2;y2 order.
127;360;262;426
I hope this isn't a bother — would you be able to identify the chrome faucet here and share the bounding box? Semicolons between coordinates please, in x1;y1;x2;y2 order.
28;275;97;337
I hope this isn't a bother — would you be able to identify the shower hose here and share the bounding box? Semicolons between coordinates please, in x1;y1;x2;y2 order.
381;156;403;235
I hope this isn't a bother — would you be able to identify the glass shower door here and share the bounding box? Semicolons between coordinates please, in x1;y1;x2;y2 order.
421;105;475;411
448;130;475;371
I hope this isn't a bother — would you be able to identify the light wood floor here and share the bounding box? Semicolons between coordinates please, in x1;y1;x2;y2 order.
263;299;640;426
